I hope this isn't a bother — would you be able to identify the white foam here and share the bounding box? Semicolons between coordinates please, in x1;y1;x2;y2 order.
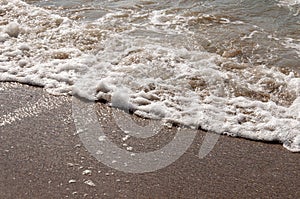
282;38;300;57
1;0;299;152
278;0;300;6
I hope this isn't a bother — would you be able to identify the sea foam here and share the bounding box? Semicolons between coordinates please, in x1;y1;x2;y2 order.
0;0;299;152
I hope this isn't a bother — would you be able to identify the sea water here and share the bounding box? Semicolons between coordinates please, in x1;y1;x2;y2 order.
0;0;299;152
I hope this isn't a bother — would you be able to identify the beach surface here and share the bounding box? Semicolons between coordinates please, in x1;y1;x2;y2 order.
0;82;299;198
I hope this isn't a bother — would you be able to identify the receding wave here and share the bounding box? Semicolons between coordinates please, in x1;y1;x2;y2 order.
0;0;299;151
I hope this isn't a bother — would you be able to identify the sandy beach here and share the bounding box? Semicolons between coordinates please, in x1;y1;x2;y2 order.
0;82;299;198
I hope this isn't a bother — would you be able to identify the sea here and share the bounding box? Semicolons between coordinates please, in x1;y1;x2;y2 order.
0;0;299;152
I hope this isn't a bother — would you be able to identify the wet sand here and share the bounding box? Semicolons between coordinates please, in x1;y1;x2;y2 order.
0;82;299;199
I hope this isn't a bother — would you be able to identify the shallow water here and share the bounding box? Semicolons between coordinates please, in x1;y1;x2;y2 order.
27;0;300;71
1;0;300;151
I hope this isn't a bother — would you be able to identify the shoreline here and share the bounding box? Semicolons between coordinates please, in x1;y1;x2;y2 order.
0;82;299;198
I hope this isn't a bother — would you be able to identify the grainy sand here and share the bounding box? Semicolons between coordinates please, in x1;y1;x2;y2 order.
0;82;299;198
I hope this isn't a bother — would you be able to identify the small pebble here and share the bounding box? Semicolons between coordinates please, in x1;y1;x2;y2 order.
82;169;92;175
68;179;76;184
84;180;96;187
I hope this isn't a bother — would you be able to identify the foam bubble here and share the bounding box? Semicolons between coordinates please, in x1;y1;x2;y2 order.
5;22;20;38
